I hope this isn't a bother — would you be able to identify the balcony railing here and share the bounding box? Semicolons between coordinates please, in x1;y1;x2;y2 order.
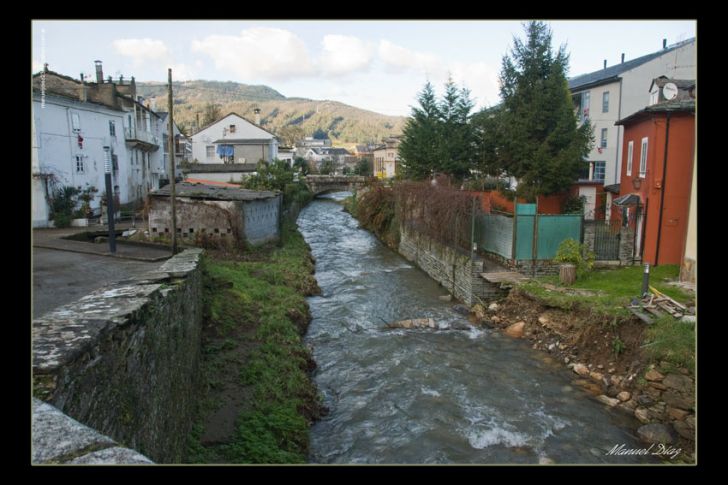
124;127;160;148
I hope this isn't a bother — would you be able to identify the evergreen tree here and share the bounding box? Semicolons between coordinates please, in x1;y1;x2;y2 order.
491;21;593;199
439;78;476;179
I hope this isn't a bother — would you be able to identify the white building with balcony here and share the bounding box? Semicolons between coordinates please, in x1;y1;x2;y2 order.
569;37;695;186
31;63;181;227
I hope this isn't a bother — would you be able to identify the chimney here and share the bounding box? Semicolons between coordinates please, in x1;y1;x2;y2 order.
621;53;625;64
254;107;261;126
663;38;667;49
603;59;607;70
79;74;87;102
94;60;103;83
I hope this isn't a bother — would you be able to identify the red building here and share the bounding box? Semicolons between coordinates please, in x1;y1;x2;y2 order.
614;78;695;266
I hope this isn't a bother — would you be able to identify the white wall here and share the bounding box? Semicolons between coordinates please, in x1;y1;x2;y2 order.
191;114;277;164
33;95;132;213
32;113;49;227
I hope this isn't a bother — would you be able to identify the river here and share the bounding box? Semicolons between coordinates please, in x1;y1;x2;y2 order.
298;192;655;464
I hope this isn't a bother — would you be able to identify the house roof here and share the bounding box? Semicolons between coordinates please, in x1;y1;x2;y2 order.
613;193;642;206
604;183;621;194
196;112;277;138
183;163;259;173
615;98;695;126
184;178;241;188
151;182;278;201
212;138;275;145
568;38;695;91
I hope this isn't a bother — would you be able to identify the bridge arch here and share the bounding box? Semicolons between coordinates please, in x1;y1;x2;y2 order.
302;175;375;196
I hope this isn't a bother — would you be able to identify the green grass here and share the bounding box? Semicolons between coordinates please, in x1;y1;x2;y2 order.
185;222;321;464
519;264;693;316
643;315;695;373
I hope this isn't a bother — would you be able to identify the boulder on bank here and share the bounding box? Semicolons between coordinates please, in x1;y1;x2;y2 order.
505;321;525;338
386;318;436;329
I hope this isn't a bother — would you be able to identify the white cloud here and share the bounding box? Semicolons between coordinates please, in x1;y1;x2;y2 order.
319;35;373;76
113;38;171;67
377;40;499;110
192;28;313;81
378;39;442;75
169;63;197;81
447;61;500;109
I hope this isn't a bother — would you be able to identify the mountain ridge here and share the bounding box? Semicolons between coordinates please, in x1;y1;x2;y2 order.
136;80;406;144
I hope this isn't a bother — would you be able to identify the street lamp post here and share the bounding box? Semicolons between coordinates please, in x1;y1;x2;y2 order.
103;146;117;253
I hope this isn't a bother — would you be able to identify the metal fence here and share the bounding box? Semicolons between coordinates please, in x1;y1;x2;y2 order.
474;203;582;262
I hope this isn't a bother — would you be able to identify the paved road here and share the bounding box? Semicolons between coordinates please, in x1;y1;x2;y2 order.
32;247;162;319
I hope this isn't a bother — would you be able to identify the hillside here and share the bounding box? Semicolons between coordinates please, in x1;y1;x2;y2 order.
137;80;406;144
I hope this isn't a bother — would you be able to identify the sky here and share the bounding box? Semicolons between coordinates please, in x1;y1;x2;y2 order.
31;20;696;117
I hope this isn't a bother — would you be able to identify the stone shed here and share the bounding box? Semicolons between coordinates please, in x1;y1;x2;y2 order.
148;182;282;245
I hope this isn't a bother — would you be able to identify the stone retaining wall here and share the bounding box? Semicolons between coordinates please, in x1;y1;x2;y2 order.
399;226;503;305
32;248;205;463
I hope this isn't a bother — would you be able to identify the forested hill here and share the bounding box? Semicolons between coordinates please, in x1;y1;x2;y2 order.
137;80;406;144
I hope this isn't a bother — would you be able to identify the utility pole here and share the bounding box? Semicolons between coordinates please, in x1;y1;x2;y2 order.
168;68;177;254
103;146;116;253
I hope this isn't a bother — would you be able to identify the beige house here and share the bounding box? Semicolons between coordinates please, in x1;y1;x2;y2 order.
373;136;401;179
569;37;695;186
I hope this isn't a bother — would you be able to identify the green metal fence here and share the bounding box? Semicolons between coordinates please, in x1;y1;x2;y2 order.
476;203;582;261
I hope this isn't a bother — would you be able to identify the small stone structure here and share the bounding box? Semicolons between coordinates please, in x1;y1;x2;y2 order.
32;249;205;463
148;182;282;246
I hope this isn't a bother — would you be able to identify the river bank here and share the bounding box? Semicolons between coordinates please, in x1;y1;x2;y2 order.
473;288;695;463
185;222;324;463
347;188;696;464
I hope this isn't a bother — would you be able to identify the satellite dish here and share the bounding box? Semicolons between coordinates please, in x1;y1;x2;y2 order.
662;82;678;100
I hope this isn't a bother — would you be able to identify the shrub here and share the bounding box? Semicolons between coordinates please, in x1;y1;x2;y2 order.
554;238;595;279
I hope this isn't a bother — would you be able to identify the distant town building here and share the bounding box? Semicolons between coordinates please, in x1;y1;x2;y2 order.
568;37;695;186
278;146;295;167
148;182;282;246
373;136;401;179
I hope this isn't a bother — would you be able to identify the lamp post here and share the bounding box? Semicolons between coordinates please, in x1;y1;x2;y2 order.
103;146;117;253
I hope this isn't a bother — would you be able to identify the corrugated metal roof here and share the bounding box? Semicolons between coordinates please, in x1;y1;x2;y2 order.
151;182;278;201
568;38;695;91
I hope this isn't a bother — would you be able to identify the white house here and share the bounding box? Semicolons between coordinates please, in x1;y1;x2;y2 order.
569;37;695;186
191;113;278;165
32;63;181;227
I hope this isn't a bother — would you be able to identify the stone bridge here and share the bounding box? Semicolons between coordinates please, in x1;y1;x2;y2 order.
302;175;375;195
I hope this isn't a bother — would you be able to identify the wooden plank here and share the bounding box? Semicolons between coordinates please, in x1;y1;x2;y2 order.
650;285;687;311
644;306;664;317
480;272;529;283
629;307;654;325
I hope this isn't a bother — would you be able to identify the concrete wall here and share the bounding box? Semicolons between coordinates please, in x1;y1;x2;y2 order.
33;399;153;464
399;226;503;305
234;144;269;164
185;171;252;183
32;249;205;463
243;197;281;245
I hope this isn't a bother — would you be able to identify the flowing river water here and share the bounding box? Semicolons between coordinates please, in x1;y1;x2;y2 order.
298;193;655;464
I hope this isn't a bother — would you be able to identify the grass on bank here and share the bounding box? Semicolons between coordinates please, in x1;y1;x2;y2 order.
518;264;693;317
185;222;321;464
519;264;695;373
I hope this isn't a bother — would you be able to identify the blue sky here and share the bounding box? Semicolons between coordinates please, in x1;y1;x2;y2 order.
31;20;696;117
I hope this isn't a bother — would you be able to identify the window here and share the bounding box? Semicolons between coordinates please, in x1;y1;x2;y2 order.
602;91;609;113
75;155;84;173
578;161;591;181
593;161;606;182
626;141;634;176
71;112;81;132
581;91;590;120
206;146;215;158
639;137;648;178
109;120;116;137
600;128;608;148
229;124;236;133
112;154;119;172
